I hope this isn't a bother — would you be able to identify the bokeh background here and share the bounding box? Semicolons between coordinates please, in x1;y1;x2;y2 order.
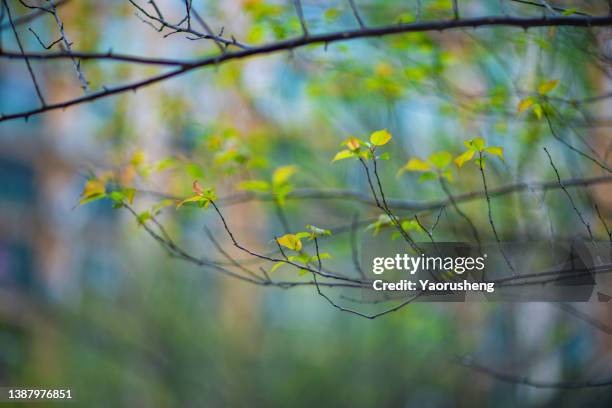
1;0;611;406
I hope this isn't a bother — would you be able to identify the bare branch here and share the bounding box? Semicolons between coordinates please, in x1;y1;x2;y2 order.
292;0;308;37
543;147;594;240
2;13;612;122
28;27;61;49
458;356;612;389
346;0;365;28
46;0;89;92
2;0;46;107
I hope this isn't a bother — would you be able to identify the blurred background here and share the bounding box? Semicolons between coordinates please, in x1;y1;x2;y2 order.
0;0;611;406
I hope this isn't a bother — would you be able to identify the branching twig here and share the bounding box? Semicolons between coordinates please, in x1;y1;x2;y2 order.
543;148;594;241
3;0;46;107
3;14;612;122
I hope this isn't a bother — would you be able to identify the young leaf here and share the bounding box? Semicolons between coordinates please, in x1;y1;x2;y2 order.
538;79;559;95
270;261;287;273
78;179;106;206
378;152;391;161
484;146;504;159
176;195;205;209
517;96;535;114
294;232;311;240
404;158;431;172
332;149;354;162
306;225;332;239
276;234;302;251
342;136;362;151
82;179;105;197
272;165;299;186
470;137;485;151
418;172;437;183
130;149;146;166
440;169;453;182
454;149;475;167
370;129;392;146
239;180;271;192
192;180;204;195
428;151;452;169
533;103;543;120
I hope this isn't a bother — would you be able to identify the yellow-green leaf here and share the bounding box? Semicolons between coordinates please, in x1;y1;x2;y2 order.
270;261;287;273
484;146;504;159
428;151;452;169
454;149;475;167
418;172;438;183
405;158;431;172
518;96;535;114
176;195;205;209
130;149;145;166
82;179;105;198
332;149;354;162
533;103;543;120
239;180;271;192
272;165;299;186
470;137;485;151
538;79;559;95
370;129;392;146
276;234;302;251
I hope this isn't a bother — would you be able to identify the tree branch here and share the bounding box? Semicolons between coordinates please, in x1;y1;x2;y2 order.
2;14;612;122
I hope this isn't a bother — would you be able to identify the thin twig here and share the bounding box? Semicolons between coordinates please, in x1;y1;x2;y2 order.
3;0;45;107
3;13;612;122
543;147;593;240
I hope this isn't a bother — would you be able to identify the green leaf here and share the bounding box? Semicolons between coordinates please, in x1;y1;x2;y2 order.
306;225;332;239
239;180;271;192
152;199;174;215
454;149;475;167
400;219;423;232
562;8;577;16
428;151;452;169
317;253;332;260
294;232;311;240
137;211;151;225
176;195;207;209
538;79;559;95
533;103;543;120
332;149;354;162
484;146;504;159
378;152;390;161
440;169;454;182
366;214;393;235
272;165;299;186
475;157;487;169
418;172;438;183
370;129;392;146
468;137;485;151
